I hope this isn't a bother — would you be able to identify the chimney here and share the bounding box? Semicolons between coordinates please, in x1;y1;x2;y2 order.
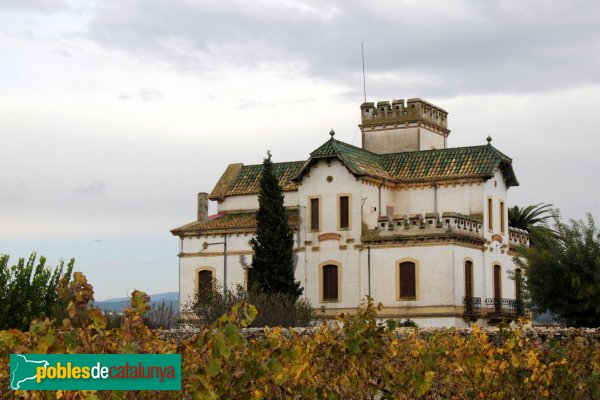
197;192;208;221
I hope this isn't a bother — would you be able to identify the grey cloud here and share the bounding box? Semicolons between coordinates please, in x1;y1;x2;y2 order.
74;180;106;196
0;0;70;13
78;0;600;98
118;90;164;102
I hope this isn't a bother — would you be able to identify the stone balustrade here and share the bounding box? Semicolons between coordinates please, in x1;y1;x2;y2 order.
372;212;483;240
508;227;529;247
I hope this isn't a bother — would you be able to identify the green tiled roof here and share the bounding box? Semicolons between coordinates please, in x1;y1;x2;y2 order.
209;138;518;199
210;161;304;199
380;145;518;185
171;209;299;235
307;139;390;178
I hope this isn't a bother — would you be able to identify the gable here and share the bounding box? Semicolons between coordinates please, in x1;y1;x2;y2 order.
209;161;304;200
208;139;519;201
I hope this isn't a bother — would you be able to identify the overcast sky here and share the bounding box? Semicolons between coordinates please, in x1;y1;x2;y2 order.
1;0;599;300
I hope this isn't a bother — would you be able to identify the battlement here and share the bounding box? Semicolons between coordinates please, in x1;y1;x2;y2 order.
360;98;449;132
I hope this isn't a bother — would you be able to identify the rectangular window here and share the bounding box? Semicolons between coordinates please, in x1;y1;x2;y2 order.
488;197;493;231
322;264;339;301
339;195;349;229
310;198;320;231
493;265;501;313
399;262;416;299
500;200;505;234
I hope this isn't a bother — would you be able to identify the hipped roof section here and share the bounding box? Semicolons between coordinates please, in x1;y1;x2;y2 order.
209;138;518;200
171;209;299;236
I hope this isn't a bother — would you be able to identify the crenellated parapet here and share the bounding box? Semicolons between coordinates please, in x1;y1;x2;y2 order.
360;98;449;133
363;212;484;245
508;227;530;247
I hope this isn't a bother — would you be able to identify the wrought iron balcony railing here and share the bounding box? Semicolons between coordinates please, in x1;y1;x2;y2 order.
484;298;526;318
463;296;482;317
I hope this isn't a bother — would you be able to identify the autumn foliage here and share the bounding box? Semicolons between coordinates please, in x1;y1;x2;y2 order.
1;272;600;399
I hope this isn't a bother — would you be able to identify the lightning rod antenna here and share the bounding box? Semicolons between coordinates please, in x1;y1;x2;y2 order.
362;42;367;103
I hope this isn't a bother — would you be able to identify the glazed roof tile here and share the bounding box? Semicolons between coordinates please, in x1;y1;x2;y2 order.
210;161;304;199
171;209;299;235
209;138;518;200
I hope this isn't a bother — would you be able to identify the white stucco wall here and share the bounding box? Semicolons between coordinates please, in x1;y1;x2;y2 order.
418;127;446;150
483;169;509;244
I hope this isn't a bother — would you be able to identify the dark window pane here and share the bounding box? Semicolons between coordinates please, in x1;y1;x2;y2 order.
493;265;501;312
399;262;416;298
515;269;522;301
198;270;213;303
323;264;338;301
339;196;349;229
310;198;319;231
465;261;473;298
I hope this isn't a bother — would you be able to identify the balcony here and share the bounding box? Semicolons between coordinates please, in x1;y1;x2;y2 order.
463;297;482;318
508;226;529;250
484;298;527;320
364;212;485;245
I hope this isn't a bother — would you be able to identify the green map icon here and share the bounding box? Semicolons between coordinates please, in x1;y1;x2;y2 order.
10;354;49;390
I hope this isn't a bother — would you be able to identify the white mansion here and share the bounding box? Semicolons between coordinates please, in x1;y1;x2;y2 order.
172;98;529;327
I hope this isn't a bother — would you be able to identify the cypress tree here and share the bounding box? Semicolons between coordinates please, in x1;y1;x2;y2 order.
250;151;303;298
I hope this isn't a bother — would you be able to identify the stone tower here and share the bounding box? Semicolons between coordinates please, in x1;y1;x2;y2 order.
359;98;450;154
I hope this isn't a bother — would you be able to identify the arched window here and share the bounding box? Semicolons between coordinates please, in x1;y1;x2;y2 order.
493;264;501;312
198;269;214;303
514;268;522;300
465;261;473;298
464;260;474;314
322;264;339;301
399;261;416;299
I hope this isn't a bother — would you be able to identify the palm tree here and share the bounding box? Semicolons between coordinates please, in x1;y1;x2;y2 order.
508;203;557;247
508;203;554;232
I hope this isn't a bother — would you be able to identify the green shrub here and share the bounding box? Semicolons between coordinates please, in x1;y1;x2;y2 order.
0;253;73;330
185;283;314;327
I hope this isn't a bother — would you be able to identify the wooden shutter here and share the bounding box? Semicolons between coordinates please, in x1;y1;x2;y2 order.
339;196;349;229
465;261;473;299
493;265;501;300
310;198;319;231
198;270;213;300
515;269;522;301
399;262;416;298
500;201;506;234
323;265;338;301
488;198;493;230
493;265;501;312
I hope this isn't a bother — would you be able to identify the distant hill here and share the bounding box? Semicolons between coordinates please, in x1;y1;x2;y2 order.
95;292;179;313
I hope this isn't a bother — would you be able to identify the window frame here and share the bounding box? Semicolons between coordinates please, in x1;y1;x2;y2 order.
499;200;506;234
395;259;419;301
308;196;321;232
320;261;342;303
487;197;494;232
195;267;216;302
464;259;474;299
492;262;502;299
337;194;351;230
